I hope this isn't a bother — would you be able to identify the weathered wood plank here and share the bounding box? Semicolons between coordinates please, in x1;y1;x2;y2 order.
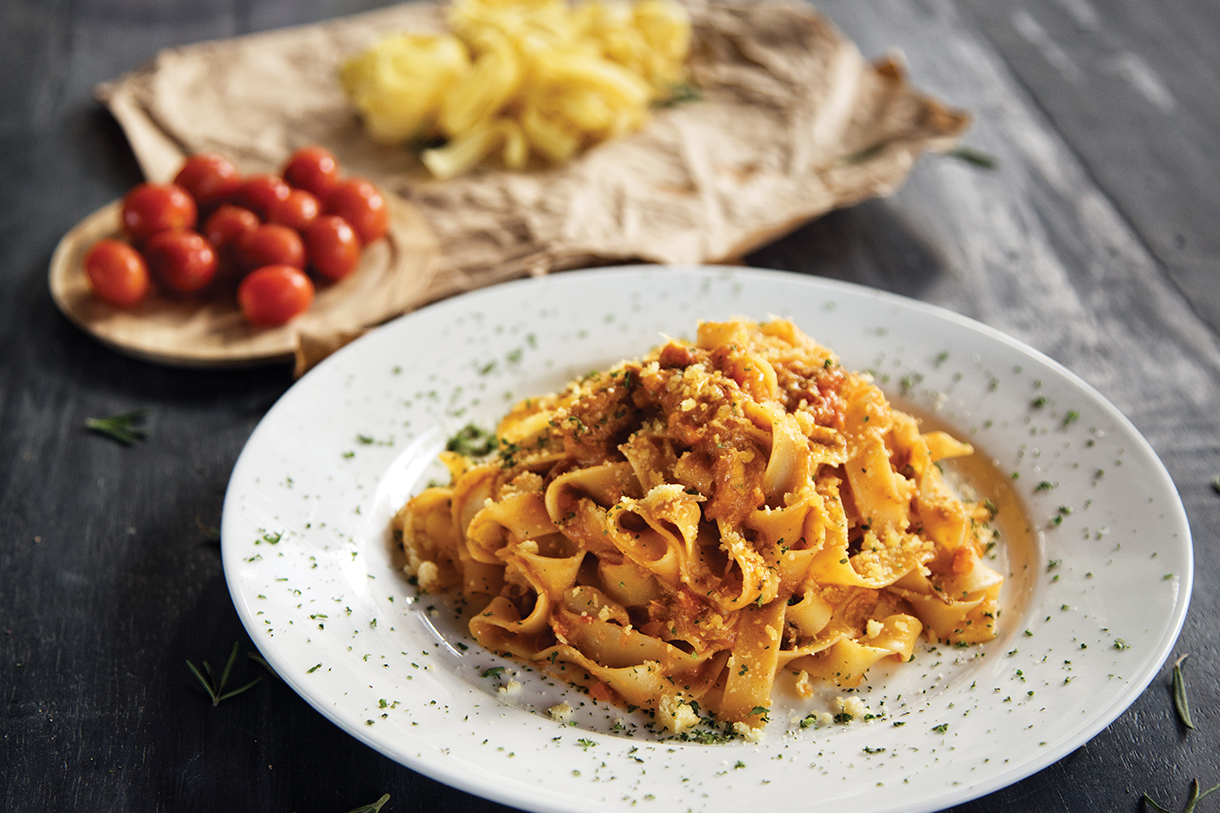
2;0;1218;811
940;0;1220;334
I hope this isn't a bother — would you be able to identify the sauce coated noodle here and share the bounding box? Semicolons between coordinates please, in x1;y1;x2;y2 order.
394;319;1002;735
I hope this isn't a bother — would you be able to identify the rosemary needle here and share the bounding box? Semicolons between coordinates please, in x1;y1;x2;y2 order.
248;651;281;681
85;408;150;445
194;516;221;541
945;146;999;169
1173;654;1194;730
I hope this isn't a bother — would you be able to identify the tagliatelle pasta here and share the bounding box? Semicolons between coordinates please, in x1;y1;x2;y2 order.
394;319;1003;735
339;0;692;178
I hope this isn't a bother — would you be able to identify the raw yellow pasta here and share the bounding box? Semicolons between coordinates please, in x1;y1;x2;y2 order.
340;0;692;178
394;319;1003;735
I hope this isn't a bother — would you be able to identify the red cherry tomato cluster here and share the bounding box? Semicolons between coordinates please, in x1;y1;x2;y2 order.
83;147;390;327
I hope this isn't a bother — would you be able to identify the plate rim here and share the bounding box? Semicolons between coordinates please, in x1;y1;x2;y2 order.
222;263;1193;813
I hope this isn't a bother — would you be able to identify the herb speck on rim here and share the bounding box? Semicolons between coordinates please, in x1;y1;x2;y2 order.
446;423;498;457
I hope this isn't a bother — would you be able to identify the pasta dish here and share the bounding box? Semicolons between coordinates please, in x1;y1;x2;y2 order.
394;319;1003;735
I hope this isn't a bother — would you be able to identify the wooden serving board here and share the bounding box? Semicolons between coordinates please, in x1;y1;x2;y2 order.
48;194;438;368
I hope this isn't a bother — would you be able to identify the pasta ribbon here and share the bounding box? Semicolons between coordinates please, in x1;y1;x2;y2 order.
340;0;692;177
393;319;1004;733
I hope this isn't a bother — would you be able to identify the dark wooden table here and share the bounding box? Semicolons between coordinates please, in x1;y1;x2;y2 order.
3;0;1217;810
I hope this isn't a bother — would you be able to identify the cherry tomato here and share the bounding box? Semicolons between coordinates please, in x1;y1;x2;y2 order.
304;215;362;281
326;178;389;244
237;264;315;326
235;224;305;272
282;146;340;200
83;239;150;307
121;183;197;243
173;153;242;212
143;230;218;293
239;174;291;218
267;188;320;231
203;204;260;250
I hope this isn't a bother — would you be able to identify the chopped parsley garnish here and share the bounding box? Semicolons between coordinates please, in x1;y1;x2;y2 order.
446;423;498;456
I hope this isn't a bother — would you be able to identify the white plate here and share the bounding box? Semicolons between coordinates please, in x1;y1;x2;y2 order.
222;266;1191;813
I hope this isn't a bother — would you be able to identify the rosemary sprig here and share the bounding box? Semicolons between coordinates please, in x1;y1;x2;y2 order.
1173;654;1194;730
343;794;390;813
186;641;262;707
85;408;150;445
1143;779;1219;813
